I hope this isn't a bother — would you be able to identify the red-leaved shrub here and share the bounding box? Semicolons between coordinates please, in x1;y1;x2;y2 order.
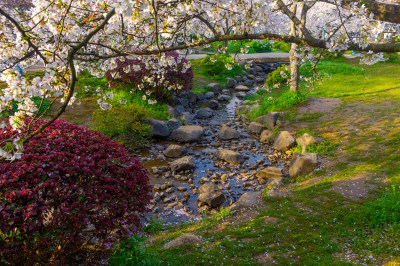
0;119;152;264
105;51;193;101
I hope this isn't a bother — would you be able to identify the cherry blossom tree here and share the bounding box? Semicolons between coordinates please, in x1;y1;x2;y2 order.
0;0;399;159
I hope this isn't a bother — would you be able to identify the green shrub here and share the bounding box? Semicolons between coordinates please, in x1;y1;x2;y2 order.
273;41;291;52
251;90;307;119
91;104;151;148
199;54;242;80
246;40;273;53
265;65;290;88
294;141;338;156
364;185;400;228
204;40;272;54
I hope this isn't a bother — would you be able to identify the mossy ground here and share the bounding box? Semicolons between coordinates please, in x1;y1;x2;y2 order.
138;56;400;265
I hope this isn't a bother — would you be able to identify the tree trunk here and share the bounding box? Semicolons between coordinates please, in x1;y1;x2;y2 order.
289;43;299;93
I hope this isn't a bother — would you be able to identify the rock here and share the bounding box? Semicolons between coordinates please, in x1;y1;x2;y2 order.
197;94;206;101
235;85;250;92
167;118;181;131
273;131;295;151
257;112;281;130
178;98;189;107
164;144;187;158
215;149;244;164
219;125;240;140
296;133;318;153
179;112;194;125
226;77;237;88
171;125;204;142
248;122;266;135
260;130;274;143
163;233;202;249
247;74;255;80
256;167;284;179
209;100;219;110
244;79;255;87
236;92;247;99
235;105;248;114
237;114;250;124
187;93;197;103
170;156;196;172
229;192;262;211
207;83;224;93
173;105;185;116
196;108;214;119
234;75;242;82
255;65;263;72
198;183;226;207
148;119;170;138
217;94;231;102
289;153;318;177
248;67;257;75
205;91;215;99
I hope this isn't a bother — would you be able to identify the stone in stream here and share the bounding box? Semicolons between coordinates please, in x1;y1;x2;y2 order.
167;118;181;131
273;131;295;151
226;77;237;88
217;94;231;102
205;91;215;99
234;75;242;82
296;133;318;153
148;119;170;138
215;149;245;164
219;124;240;140
169;156;196;172
207;83;224;93
163;144;187;158
247;122;266;135
289;153;318;177
198;183;226;208
163;233;202;249
208;100;219;110
236;92;247;99
235;85;250;92
196;108;214;119
171;125;204;142
244;80;255;87
256;167;284;179
179;112;194;125
260;129;275;143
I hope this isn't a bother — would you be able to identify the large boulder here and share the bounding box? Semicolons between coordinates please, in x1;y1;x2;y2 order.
219;125;240;140
256;167;284;179
273;131;295;151
198;183;226;208
226;77;237;88
289;153;318;177
207;83;224;93
148;119;170;138
235;85;250;92
257;112;281;130
167;118;181;131
179;112;194;125
296;133;318;153
163;233;202;249
196;108;214;119
205;91;215;99
229;192;262;211
260;129;274;143
215;149;244;164
164;144;187;158
248;122;266;135
171;125;204;142
170;156;196;172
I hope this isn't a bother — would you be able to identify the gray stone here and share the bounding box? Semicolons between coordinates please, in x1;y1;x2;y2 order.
296;133;318;153
289;153;318;177
205;91;215;99
248;67;257;75
248;122;266;135
163;233;202;249
234;75;242;82
273;131;295;151
217;94;231;102
235;85;250;92
235;105;248;115
207;83;224;93
236;92;247;99
229;192;262;211
256;167;284;179
198;183;226;208
255;65;263;72
167;118;181;131
174;105;185;116
179;112;194;125
260;129;274;143
187;93;197;103
257;112;281;130
196;108;214;119
215;149;244;164
171;125;205;142
164;144;187;158
244;79;255;87
197;94;206;101
226;77;237;88
148;119;170;138
170;156;196;172
178;98;189;107
219;124;240;140
209;100;219;110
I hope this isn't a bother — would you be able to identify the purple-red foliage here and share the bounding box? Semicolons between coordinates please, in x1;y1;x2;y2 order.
0;119;152;264
105;51;193;100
